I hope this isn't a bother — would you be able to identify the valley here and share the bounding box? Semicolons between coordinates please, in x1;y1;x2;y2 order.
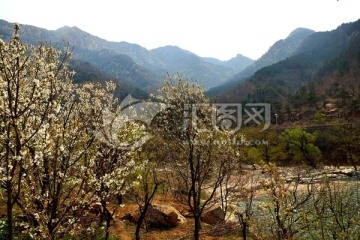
0;17;359;240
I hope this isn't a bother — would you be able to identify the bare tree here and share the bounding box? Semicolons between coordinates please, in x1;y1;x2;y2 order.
237;173;258;240
312;179;360;240
131;168;161;240
253;165;314;239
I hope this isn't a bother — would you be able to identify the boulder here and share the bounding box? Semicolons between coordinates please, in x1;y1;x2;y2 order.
120;212;138;224
201;206;225;225
146;203;187;228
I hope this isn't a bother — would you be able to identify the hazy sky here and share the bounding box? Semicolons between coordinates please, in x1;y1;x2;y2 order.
0;0;359;60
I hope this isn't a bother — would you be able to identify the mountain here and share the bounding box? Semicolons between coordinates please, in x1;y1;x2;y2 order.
0;19;254;91
150;46;237;89
0;19;159;95
72;47;160;91
55;26;253;89
207;28;315;97
238;28;315;78
202;54;254;72
215;19;360;121
69;59;148;99
55;26;166;71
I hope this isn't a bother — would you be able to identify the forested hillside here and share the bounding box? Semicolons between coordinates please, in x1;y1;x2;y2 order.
207;28;315;97
215;19;360;125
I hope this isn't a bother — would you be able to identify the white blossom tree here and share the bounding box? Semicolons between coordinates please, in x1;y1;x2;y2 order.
0;25;143;239
152;74;238;240
18;81;111;239
0;24;77;239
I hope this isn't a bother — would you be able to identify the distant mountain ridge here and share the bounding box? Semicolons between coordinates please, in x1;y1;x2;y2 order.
0;19;254;91
202;53;254;72
238;28;315;78
207;28;315;97
0;20;160;96
150;46;252;88
214;19;360;121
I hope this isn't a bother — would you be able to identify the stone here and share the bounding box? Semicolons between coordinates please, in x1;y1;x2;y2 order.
201;205;225;225
146;203;187;228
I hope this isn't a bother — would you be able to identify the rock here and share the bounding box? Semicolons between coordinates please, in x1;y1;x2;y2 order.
252;164;262;170
146;203;187;228
349;170;360;178
201;206;225;225
173;204;192;218
181;210;194;218
120;212;138;224
240;163;255;170
119;203;186;229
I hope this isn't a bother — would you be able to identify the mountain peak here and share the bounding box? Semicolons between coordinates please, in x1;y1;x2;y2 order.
288;27;315;39
56;25;84;33
208;26;317;97
231;53;253;61
152;45;195;55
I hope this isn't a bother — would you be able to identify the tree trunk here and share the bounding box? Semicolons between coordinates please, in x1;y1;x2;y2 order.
135;180;159;240
239;214;247;240
242;223;247;240
7;181;14;240
135;205;147;240
100;200;112;240
347;152;358;172
105;215;110;240
304;153;317;169
135;216;142;240
116;194;123;205
194;214;201;240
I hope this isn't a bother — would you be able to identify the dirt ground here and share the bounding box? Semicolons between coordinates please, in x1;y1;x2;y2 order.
108;199;243;240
